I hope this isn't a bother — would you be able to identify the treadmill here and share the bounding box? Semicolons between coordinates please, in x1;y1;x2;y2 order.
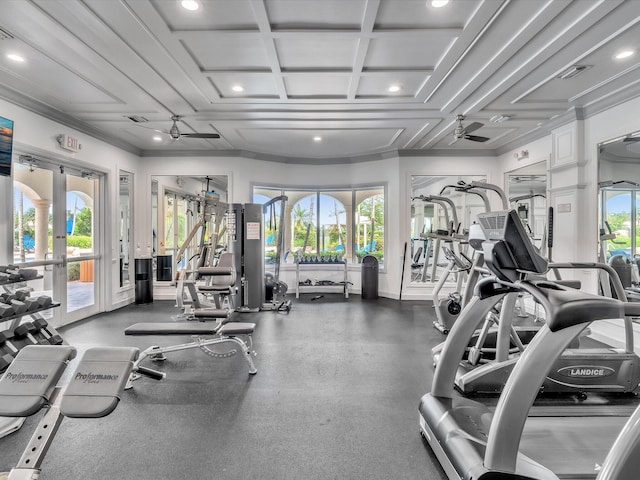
419;210;640;480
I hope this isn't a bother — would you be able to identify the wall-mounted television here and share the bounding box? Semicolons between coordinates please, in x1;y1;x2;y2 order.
0;116;15;177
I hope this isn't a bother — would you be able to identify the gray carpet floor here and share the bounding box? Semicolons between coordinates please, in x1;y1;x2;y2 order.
0;295;448;479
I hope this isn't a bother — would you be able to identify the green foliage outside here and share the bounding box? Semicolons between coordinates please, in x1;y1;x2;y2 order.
288;194;384;263
67;236;93;249
67;262;80;281
164;213;188;248
356;194;384;254
72;207;92;236
15;206;93;250
606;211;632;251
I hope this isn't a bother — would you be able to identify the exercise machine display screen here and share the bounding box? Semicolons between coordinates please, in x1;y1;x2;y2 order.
478;209;547;281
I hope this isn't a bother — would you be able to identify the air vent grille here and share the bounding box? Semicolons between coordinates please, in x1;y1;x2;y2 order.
479;213;506;235
0;28;15;40
557;65;590;80
126;115;148;123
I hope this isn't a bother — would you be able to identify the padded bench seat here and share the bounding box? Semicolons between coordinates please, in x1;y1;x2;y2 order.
192;308;229;318
0;345;76;417
61;346;138;418
198;285;232;293
124;321;254;336
218;322;255;335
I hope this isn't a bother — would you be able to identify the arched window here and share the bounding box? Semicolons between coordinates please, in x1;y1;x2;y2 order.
253;185;385;267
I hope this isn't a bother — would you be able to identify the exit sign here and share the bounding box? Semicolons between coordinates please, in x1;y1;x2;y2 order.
57;134;81;152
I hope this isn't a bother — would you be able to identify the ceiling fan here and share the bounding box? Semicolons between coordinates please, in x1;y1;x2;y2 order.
133;115;220;140
167;115;220;139
511;175;546;183
453;114;489;143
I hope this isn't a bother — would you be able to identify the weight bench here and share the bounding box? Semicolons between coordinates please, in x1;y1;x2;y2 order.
124;320;257;386
0;345;163;480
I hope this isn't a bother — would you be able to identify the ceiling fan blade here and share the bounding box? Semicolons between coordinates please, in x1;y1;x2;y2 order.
180;133;220;139
462;122;484;134
464;134;490;143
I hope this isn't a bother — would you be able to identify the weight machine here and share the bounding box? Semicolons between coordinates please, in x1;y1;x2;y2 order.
228;196;292;312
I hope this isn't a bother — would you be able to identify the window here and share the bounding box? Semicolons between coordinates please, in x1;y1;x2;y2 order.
600;188;638;260
253;185;385;266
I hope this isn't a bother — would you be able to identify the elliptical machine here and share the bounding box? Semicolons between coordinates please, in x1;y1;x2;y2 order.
431;244;473;334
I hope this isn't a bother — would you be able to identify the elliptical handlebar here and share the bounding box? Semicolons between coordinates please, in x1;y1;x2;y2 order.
469;181;508;209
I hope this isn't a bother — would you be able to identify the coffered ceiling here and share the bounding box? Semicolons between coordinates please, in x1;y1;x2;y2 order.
0;0;639;162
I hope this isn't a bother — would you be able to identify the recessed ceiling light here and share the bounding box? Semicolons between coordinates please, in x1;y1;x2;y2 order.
388;85;402;92
153;136;163;142
615;49;635;60
181;0;199;11
431;0;449;7
232;85;244;92
313;136;322;142
7;53;25;63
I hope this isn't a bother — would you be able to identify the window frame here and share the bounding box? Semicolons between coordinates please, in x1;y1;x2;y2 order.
252;182;386;270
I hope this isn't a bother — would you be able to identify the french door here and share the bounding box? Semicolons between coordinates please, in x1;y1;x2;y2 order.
13;157;103;326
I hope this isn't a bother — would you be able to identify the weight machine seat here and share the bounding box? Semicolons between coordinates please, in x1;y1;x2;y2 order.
526;281;623;332
198;253;236;288
61;347;138;418
198;285;233;293
0;345;76;417
124;321;254;336
198;266;235;277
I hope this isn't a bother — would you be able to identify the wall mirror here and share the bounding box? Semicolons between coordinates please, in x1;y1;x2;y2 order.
119;171;132;288
505;162;547;247
410;174;486;284
598;130;640;264
151;175;228;276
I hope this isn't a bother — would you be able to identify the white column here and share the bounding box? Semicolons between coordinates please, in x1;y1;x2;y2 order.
33;199;51;261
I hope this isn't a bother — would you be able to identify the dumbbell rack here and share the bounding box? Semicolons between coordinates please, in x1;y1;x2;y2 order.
0;274;62;440
295;257;349;299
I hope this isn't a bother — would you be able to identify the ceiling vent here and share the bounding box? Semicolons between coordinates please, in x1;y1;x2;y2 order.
126;115;149;123
0;28;15;40
557;65;590;79
490;114;512;123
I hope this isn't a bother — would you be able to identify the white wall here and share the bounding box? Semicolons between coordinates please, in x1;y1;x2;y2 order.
139;154;505;301
139;155;403;298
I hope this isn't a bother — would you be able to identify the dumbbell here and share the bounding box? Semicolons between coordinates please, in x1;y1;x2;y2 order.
37;295;53;308
0;292;16;303
0;331;18;355
13;289;30;301
12;322;41;345
0;303;14;318
24;297;41;311
28;318;60;345
0;271;21;282
0;265;20;274
9;299;28;315
17;268;39;280
0;353;14;371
